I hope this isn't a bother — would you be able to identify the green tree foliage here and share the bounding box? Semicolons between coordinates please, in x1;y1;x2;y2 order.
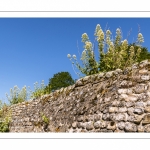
47;72;75;92
68;24;145;76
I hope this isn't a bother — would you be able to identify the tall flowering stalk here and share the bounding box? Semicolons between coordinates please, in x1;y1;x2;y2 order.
68;24;144;77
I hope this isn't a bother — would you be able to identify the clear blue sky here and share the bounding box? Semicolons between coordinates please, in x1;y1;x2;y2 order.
0;18;150;103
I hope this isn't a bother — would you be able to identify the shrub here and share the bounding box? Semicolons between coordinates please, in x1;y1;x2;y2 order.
0;102;11;132
6;85;31;105
30;80;50;99
41;113;49;124
67;24;144;76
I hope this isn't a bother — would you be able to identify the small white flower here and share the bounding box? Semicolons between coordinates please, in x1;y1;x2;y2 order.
116;28;121;34
94;24;101;36
81;33;89;42
106;30;111;35
67;54;71;58
137;33;144;43
72;55;76;59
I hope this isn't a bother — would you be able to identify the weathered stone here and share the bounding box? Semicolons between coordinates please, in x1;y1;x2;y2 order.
97;73;105;78
134;107;144;115
118;107;127;113
114;129;125;133
144;106;150;113
100;129;113;132
75;79;84;86
94;114;101;122
126;101;134;107
142;114;150;125
115;113;128;121
109;113;116;121
141;75;150;81
144;124;150;132
146;101;150;106
135;102;145;107
77;122;82;128
104;97;111;103
83;76;91;82
133;114;144;124
105;71;114;78
103;107;109;114
114;68;122;74
107;121;116;131
112;100;119;107
118;88;132;95
125;122;137;132
72;122;77;128
119;94;138;102
120;80;132;88
137;125;144;132
117;122;125;130
94;121;100;129
109;107;118;113
86;122;94;130
102;113;110;121
77;116;84;122
99;121;107;128
139;69;148;74
119;94;128;101
118;89;128;94
134;84;147;94
127;95;138;102
139;60;149;68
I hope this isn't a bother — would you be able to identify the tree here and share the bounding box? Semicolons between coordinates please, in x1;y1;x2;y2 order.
47;72;75;92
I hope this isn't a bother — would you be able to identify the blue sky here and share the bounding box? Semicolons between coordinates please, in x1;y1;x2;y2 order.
0;18;150;104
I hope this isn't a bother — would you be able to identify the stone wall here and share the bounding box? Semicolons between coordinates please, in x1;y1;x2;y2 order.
8;60;150;132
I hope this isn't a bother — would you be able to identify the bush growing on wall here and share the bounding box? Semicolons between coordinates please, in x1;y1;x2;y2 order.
30;80;50;99
0;102;11;132
6;85;31;105
67;24;145;76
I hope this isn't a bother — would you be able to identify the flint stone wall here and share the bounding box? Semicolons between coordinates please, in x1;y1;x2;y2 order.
8;60;150;132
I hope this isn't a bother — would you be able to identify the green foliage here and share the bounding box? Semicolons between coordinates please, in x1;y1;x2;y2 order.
30;80;51;99
0;103;11;132
41;113;49;124
68;24;145;76
126;43;150;63
0;116;10;132
6;85;30;105
47;72;75;92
